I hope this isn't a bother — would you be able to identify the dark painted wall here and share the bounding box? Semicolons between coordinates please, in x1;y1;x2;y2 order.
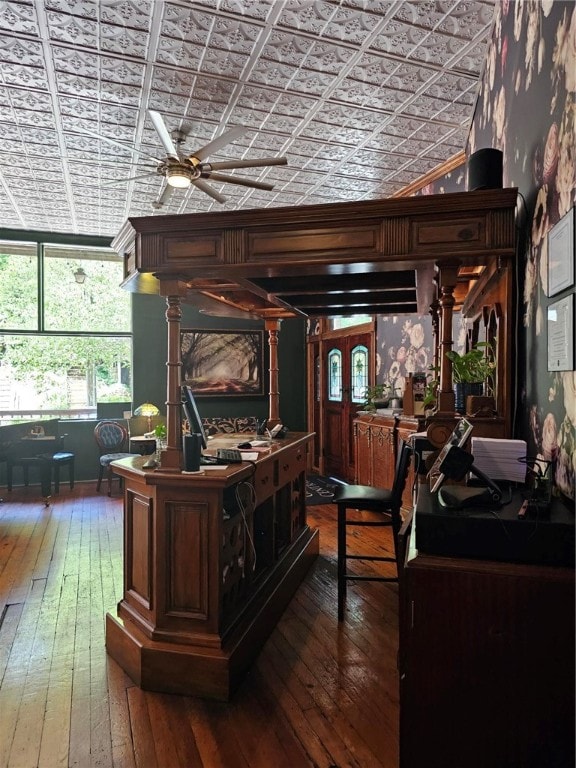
131;292;307;432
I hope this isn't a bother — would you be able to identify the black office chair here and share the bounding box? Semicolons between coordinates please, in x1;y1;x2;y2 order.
333;440;412;621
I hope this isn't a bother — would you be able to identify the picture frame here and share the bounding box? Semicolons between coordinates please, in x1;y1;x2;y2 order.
547;207;574;297
547;294;574;372
180;329;264;397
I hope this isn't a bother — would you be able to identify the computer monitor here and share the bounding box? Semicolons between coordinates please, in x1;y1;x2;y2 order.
428;417;474;493
182;385;208;449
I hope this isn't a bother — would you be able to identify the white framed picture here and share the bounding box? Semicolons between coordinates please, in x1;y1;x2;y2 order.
547;294;574;372
547;207;574;297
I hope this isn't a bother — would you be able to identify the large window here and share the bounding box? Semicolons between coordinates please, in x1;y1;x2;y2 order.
0;239;131;419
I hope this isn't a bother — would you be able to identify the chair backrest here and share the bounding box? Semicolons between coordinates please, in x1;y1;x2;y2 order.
94;420;129;454
390;440;413;510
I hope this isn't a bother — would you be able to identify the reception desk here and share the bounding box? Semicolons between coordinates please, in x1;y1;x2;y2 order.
105;432;318;700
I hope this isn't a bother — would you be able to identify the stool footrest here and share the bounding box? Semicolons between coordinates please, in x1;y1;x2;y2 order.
345;554;396;562
344;574;399;582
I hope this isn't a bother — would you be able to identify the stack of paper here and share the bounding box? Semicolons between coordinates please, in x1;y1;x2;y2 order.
471;437;527;483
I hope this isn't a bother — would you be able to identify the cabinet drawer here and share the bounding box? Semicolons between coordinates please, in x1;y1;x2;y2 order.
278;444;305;487
253;461;274;506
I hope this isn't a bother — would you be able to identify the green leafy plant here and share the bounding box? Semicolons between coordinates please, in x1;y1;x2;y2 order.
446;341;495;393
153;423;167;439
422;365;440;410
362;383;393;411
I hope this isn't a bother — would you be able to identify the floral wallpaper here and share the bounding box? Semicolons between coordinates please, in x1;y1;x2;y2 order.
400;1;575;499
375;315;434;402
469;0;575;499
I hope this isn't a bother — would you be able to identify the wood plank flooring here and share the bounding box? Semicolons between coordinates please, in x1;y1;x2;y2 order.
0;484;400;768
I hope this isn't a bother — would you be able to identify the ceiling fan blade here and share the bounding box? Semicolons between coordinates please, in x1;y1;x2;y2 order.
74;128;162;163
152;184;174;209
148;109;179;159
204;157;287;171
101;171;158;187
203;171;274;191
192;178;227;204
189;126;246;162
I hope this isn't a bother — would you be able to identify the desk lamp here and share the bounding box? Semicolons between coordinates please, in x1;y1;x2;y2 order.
134;402;160;435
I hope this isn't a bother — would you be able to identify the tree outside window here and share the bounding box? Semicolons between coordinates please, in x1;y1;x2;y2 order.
0;240;132;417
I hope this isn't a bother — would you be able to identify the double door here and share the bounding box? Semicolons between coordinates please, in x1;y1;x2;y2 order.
321;331;372;481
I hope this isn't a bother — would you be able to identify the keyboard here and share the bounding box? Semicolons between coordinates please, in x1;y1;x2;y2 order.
216;448;243;463
199;450;244;465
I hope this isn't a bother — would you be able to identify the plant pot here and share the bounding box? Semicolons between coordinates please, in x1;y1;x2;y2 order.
454;382;483;414
466;395;496;417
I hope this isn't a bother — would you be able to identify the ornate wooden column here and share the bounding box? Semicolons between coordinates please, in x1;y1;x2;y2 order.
158;279;185;471
265;319;281;428
436;262;460;414
429;292;440;378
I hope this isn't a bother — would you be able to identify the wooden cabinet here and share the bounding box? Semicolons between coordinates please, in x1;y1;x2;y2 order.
399;513;575;768
354;414;395;487
354;414;423;512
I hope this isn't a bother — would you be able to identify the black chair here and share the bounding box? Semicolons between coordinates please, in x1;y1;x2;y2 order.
7;452;52;498
7;434;72;502
94;420;139;496
333;440;412;621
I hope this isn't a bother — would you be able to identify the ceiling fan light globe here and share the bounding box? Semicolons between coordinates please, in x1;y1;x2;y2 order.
166;166;192;188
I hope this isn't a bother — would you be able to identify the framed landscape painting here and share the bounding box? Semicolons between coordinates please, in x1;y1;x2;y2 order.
180;329;264;397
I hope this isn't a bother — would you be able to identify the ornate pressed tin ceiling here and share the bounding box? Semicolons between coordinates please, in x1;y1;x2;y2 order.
0;0;496;238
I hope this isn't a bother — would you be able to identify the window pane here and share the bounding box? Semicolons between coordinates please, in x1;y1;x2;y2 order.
0;335;131;412
44;245;130;333
351;344;368;403
330;315;371;330
328;348;342;401
0;240;38;330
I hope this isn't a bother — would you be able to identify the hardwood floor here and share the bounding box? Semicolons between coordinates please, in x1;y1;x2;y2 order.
0;484;400;768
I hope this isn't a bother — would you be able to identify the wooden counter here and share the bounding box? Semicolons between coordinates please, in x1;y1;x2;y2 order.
105;432;318;700
399;489;575;768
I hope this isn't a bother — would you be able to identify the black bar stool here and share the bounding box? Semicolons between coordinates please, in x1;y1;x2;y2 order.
50;451;75;493
333;440;412;621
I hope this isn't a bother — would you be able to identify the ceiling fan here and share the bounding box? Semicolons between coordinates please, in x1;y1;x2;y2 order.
93;109;288;208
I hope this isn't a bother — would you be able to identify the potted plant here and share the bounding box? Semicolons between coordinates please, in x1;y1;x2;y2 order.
362;383;392;412
153;422;167;452
446;342;495;415
422;366;440;415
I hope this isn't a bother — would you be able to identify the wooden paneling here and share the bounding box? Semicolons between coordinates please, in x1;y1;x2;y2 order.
411;216;485;251
166;500;210;619
126;492;152;610
247;225;380;262
400;518;575;768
